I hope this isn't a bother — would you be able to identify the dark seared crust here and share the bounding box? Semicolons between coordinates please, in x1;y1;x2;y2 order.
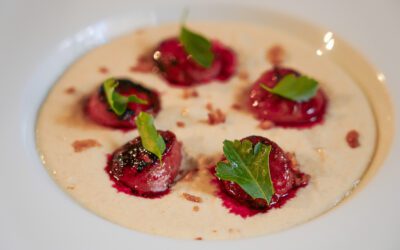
110;131;175;177
86;78;161;129
108;130;182;196
98;79;161;120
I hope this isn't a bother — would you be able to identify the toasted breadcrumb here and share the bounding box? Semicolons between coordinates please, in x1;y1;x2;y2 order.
238;70;249;80
205;102;213;111
182;193;202;203
182;89;199;99
98;66;109;74
65;87;76;94
267;45;285;65
176;121;185;128
286;152;299;170
231;103;242;110
72;139;101;153
258;120;274;130
207;108;226;125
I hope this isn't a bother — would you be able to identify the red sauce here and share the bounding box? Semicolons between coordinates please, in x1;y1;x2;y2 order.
248;67;328;128
104;131;182;198
211;170;304;218
105;156;169;199
211;135;309;218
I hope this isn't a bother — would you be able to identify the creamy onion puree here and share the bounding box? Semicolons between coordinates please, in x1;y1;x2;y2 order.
36;22;376;240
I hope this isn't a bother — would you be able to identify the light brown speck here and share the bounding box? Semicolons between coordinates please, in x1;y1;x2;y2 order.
205;102;213;111
207;108;226;125
267;45;285;66
258;120;274;130
176;121;185;128
193;206;199;212
286;152;298;170
182;193;202;203
182;89;199;99
98;66;109;74
231;103;242;110
238;70;249;80
72;139;101;153
65;87;76;94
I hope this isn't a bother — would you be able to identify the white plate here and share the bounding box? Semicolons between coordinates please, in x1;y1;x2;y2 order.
1;0;399;249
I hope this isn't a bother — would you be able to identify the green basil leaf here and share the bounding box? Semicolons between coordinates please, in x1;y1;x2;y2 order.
179;26;214;68
260;74;319;102
135;112;166;162
216;139;275;204
103;78;147;116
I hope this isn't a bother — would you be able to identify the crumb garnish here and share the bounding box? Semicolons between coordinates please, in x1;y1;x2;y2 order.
205;102;213;111
182;89;199;99
65;87;76;94
98;66;109;74
238;70;249;80
66;186;75;190
258;120;274;130
207;108;226;125
267;45;285;66
194;237;203;240
130;54;154;72
182;193;202;203
231;103;242;110
346;130;360;148
286;152;310;186
193;205;199;212
72;139;101;153
286;152;298;170
176;121;185;128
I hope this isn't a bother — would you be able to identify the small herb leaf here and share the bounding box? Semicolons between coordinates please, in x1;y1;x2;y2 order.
260;74;319;102
103;78;148;116
216;139;275;204
135;112;166;162
179;26;214;68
